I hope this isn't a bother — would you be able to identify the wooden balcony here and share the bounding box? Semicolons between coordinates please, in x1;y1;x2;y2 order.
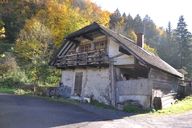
55;49;109;68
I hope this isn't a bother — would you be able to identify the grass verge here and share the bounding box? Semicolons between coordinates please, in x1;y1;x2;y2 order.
153;96;192;115
0;86;32;95
123;103;148;114
0;87;16;94
90;99;115;109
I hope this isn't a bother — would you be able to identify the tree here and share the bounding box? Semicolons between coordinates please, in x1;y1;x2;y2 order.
144;43;157;54
15;18;53;85
15;18;52;63
0;20;5;39
79;0;110;27
166;21;172;42
124;14;134;32
127;30;137;42
35;0;89;46
0;0;42;43
175;15;192;69
109;9;121;30
133;14;143;33
157;22;181;68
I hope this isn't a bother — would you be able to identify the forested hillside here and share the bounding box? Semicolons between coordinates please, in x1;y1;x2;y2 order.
0;0;191;88
109;9;192;78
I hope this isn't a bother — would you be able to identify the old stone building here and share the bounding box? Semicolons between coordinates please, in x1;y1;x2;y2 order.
50;22;183;109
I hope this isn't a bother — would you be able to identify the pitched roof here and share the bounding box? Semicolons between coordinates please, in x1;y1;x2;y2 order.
52;22;183;78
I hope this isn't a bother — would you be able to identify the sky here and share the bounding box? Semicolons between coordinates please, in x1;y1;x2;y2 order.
92;0;192;32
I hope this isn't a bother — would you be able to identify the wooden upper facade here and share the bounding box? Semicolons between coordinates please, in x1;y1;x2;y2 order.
50;22;183;78
54;33;111;68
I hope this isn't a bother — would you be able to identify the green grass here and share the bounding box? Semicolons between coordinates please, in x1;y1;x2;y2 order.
0;86;32;95
90;100;115;109
123;103;146;113
45;96;79;105
0;87;16;94
153;96;192;115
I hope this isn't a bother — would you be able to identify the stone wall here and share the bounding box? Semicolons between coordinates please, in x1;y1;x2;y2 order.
116;79;153;108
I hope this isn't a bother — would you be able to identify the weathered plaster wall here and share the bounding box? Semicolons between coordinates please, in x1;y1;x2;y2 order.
82;68;111;104
61;70;74;93
108;38;134;65
61;67;111;104
116;79;153;108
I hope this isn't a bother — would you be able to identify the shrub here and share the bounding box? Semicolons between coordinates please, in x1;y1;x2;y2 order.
123;101;145;113
0;77;24;87
14;89;32;95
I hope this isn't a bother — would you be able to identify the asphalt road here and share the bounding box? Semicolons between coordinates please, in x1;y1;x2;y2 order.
0;93;192;128
0;93;129;128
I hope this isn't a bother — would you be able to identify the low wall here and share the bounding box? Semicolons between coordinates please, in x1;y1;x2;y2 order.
116;79;153;108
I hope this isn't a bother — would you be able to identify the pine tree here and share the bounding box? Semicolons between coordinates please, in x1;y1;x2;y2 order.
166;22;172;39
109;9;121;30
175;15;192;69
133;14;143;33
124;14;133;32
159;21;180;68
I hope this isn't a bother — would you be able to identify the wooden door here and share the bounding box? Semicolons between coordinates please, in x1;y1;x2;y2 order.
74;72;83;96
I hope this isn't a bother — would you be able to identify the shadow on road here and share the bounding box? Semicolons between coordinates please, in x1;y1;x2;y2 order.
0;93;132;128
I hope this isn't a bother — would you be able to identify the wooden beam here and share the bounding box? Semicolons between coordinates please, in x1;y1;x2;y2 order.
119;46;131;55
82;35;94;41
70;39;80;44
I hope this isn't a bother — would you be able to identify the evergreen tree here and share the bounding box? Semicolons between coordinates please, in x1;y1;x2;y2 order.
124;14;133;32
133;14;143;33
166;21;172;42
158;22;180;68
175;15;192;69
143;15;159;46
109;9;121;30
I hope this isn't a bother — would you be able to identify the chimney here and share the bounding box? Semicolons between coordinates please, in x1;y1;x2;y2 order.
136;33;144;48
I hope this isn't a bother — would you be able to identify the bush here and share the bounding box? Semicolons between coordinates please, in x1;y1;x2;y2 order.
0;69;30;87
90;99;114;109
0;77;25;87
0;54;16;74
123;101;145;113
14;89;32;95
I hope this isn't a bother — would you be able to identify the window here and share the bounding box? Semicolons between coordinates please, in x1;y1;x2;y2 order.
79;44;91;52
94;40;106;50
67;48;76;54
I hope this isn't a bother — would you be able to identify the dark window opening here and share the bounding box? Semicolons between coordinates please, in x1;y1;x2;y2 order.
117;67;149;81
94;40;106;50
79;44;91;52
68;48;76;54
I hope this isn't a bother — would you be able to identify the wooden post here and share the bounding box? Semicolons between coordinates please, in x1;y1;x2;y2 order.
33;84;37;95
